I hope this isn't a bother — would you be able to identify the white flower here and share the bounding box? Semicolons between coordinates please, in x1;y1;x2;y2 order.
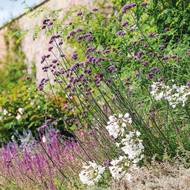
18;108;24;114
109;156;129;180
16;108;24;120
79;161;105;186
16;114;22;120
118;113;123;118
119;131;144;164
108;115;117;123
3;109;8;115
42;135;47;143
136;131;141;137
150;81;190;108
106;113;132;139
106;122;122;139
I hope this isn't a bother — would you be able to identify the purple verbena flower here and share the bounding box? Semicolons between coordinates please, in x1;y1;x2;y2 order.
186;81;190;87
108;65;117;73
147;73;154;80
141;2;148;7
48;46;53;51
77;11;83;16
122;21;129;27
72;53;78;60
116;30;126;36
92;8;98;12
122;3;136;13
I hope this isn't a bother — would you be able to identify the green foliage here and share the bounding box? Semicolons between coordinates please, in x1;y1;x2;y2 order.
0;0;190;189
0;80;78;143
42;0;190;161
0;24;27;91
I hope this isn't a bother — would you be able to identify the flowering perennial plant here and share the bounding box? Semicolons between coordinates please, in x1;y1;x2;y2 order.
79;113;144;185
117;131;144;164
106;113;144;179
79;161;105;186
109;155;129;180
150;81;190;108
106;113;132;139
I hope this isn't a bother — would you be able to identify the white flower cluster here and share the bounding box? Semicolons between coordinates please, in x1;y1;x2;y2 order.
109;156;130;180
106;113;144;180
106;113;132;139
79;113;144;185
16;108;24;120
117;131;144;164
150;81;190;108
79;161;105;186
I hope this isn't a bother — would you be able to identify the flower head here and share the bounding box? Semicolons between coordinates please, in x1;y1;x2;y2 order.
79;161;105;186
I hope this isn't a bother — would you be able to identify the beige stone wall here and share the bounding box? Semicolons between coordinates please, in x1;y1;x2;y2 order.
0;0;94;82
0;29;7;62
0;0;112;83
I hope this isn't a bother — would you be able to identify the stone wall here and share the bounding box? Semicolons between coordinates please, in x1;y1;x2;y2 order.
0;29;7;62
0;0;112;83
0;0;94;83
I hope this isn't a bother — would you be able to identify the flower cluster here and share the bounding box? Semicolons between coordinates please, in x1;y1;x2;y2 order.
106;113;132;139
106;113;144;179
78;113;144;185
79;161;105;186
109;156;130;180
117;131;144;164
16;108;24;120
122;3;136;13
150;81;190;108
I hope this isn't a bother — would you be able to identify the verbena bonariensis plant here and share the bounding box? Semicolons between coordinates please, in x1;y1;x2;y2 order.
38;1;190;160
0;126;114;189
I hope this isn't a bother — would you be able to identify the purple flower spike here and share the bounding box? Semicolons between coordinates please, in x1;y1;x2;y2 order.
135;51;144;59
42;25;46;30
41;55;46;64
141;2;148;7
187;81;190;87
116;30;126;36
92;8;98;12
142;61;149;66
46;54;50;58
59;41;63;46
72;53;78;60
150;66;159;73
76;28;83;33
70;31;76;37
77;11;83;16
48;47;53;51
86;46;96;54
147;73;154;80
122;3;136;13
108;65;117;73
122;21;129;27
48;22;53;26
52;59;58;64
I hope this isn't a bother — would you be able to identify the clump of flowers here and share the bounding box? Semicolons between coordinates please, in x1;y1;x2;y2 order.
150;81;190;108
79;113;144;185
109;155;130;180
117;131;144;164
106;113;132;139
79;161;105;186
16;108;24;120
106;113;144;179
